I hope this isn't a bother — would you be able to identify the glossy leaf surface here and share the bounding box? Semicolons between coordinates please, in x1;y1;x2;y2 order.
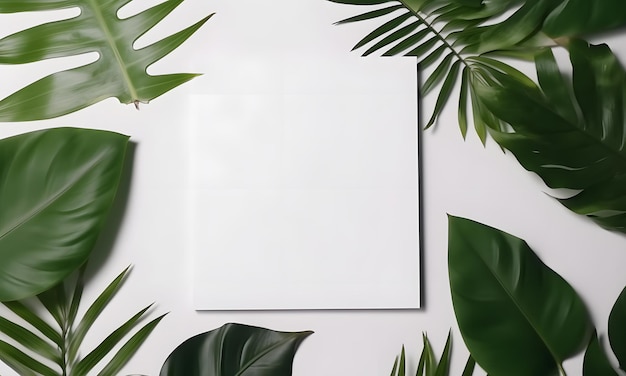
0;127;128;301
609;286;626;370
160;323;312;376
475;41;626;233
448;216;591;376
543;0;626;38
0;0;212;121
583;331;619;376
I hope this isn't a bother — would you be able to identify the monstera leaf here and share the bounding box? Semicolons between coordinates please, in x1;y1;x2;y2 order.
0;0;212;121
328;0;626;139
0;127;128;301
448;216;592;376
473;41;626;233
160;323;312;376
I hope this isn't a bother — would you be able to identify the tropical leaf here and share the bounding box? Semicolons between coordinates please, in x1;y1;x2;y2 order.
159;323;312;376
448;215;592;376
328;0;558;131
0;266;162;376
329;0;626;140
0;0;212;121
609;286;626;370
583;330;619;376
474;41;626;233
0;127;128;301
543;0;626;38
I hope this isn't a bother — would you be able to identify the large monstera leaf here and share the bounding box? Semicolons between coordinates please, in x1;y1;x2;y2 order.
0;0;212;121
0;127;128;301
473;40;626;233
448;216;592;376
160;323;312;376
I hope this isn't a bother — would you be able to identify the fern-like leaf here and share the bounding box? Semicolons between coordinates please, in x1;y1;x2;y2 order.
0;0;212;121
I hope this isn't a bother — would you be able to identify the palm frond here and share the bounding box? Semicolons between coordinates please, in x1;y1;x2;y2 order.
329;0;555;131
0;0;212;121
390;331;457;376
0;266;162;375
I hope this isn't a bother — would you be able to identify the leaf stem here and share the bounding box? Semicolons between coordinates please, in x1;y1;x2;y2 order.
397;0;469;69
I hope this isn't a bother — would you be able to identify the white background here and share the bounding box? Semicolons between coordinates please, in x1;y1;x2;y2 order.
0;0;625;375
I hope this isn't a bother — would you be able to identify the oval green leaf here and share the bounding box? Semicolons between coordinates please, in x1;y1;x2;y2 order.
0;127;128;301
609;286;626;370
583;330;619;376
448;215;592;376
159;323;313;376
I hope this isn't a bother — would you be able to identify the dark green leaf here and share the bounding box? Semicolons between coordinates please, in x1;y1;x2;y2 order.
0;1;211;121
448;216;592;376
434;331;451;376
458;66;469;138
421;53;455;95
425;60;461;128
418;45;448;71
353;12;413;51
0;128;128;301
543;0;626;38
159;323;313;376
609;286;626;370
390;354;399;376
535;48;579;124
474;43;626;233
363;21;422;56
335;5;404;25
461;354;475;376
384;30;433;56
583;330;619;376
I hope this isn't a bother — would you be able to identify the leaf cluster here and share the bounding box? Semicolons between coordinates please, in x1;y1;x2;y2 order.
330;0;626;142
446;216;626;376
0;266;164;376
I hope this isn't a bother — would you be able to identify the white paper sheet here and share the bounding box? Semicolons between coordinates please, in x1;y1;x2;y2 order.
190;0;419;310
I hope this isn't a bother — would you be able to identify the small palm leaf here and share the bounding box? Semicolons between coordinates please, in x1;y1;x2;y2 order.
0;0;212;121
474;40;626;233
0;266;163;375
391;332;454;376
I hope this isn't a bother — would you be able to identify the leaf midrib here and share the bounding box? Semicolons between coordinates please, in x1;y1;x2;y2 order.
234;334;303;376
85;0;139;101
0;151;107;243
471;237;563;371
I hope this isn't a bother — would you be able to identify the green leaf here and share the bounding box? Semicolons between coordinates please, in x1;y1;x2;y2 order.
0;316;58;362
68;266;131;361
421;53;455;95
98;313;167;376
0;128;128;301
1;301;61;345
73;304;153;376
425;60;461;128
433;331;451;376
609;286;626;370
159;323;313;376
458;66;469;138
448;216;592;376
474;42;626;233
543;0;626;38
0;1;212;121
583;331;619;376
0;339;57;376
461;354;475;376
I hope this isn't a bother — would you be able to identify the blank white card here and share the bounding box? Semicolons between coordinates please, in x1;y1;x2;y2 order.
190;0;419;309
